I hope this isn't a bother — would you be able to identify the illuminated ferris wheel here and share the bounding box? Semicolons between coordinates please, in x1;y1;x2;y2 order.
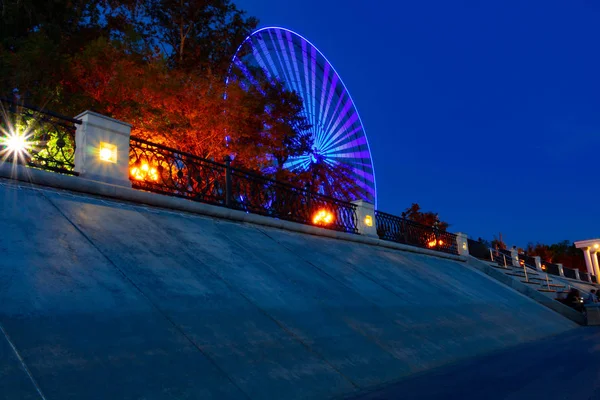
230;27;377;206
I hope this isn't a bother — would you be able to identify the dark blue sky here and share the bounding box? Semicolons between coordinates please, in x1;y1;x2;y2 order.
236;0;600;247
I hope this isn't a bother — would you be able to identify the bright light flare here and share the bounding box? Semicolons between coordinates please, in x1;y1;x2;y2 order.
312;209;334;226
0;130;33;163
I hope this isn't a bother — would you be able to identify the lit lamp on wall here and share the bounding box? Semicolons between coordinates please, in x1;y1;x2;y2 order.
364;214;373;227
98;142;117;163
312;209;334;226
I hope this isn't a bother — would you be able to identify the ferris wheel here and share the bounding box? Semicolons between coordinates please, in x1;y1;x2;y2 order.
230;27;377;206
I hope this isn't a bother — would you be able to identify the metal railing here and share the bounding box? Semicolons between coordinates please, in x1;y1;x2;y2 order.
0;99;80;174
375;211;459;255
519;253;537;267
542;262;561;276
563;268;577;280
129;136;358;234
229;166;358;233
490;248;511;268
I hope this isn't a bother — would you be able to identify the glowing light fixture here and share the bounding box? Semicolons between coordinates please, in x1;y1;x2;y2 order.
313;209;334;226
428;240;437;248
438;240;444;246
595;244;599;249
462;242;467;250
130;162;159;182
364;215;373;227
99;142;117;163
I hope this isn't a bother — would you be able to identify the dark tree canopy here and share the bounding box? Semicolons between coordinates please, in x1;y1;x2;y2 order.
526;240;586;271
403;203;449;231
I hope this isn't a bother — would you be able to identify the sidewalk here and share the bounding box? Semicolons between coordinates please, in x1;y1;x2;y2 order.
349;327;600;400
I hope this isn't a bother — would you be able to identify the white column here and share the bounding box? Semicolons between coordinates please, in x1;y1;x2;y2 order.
593;251;600;278
574;269;581;281
74;111;132;187
557;263;565;277
584;248;594;276
533;256;542;271
455;232;469;256
351;200;378;238
510;247;519;267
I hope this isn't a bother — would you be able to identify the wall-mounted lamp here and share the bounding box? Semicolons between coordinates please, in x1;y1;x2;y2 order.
364;215;373;227
99;142;117;163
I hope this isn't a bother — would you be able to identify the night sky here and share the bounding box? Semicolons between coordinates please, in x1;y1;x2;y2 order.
236;0;600;247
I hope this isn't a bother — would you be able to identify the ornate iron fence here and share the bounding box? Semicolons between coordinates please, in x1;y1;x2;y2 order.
0;99;79;174
375;211;458;255
129;137;227;206
129;136;358;234
230;167;358;233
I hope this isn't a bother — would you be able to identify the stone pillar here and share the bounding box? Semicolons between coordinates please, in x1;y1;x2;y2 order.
584;248;594;276
557;263;565;277
574;269;581;281
533;256;542;271
510;247;519;267
455;232;469;256
593;251;600;278
352;200;378;238
74;111;132;187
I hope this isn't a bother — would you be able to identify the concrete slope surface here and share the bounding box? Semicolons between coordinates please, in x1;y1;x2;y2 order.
0;180;577;400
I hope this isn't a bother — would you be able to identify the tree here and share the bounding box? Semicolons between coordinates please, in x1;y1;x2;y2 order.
142;0;257;71
299;161;366;201
526;240;586;271
491;233;507;250
403;203;449;230
228;74;313;172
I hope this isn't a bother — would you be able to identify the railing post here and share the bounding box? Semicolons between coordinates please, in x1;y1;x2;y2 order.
224;155;232;208
74;111;132;187
455;232;469;256
557;263;565;277
351;200;378;238
533;256;542;271
574;269;581;281
510;247;520;267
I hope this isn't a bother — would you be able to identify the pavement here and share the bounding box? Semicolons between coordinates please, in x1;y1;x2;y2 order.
0;179;581;399
349;327;600;400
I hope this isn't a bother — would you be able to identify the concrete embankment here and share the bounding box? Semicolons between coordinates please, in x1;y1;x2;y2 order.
0;178;577;399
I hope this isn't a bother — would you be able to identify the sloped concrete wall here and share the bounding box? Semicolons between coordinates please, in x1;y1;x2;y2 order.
0;179;576;400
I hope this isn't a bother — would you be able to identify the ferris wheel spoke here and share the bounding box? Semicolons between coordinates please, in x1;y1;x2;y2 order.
321;91;347;144
271;30;302;103
255;38;280;81
324;97;354;144
310;47;318;134
318;62;330;136
323;131;366;155
321;113;360;153
286;31;312;127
